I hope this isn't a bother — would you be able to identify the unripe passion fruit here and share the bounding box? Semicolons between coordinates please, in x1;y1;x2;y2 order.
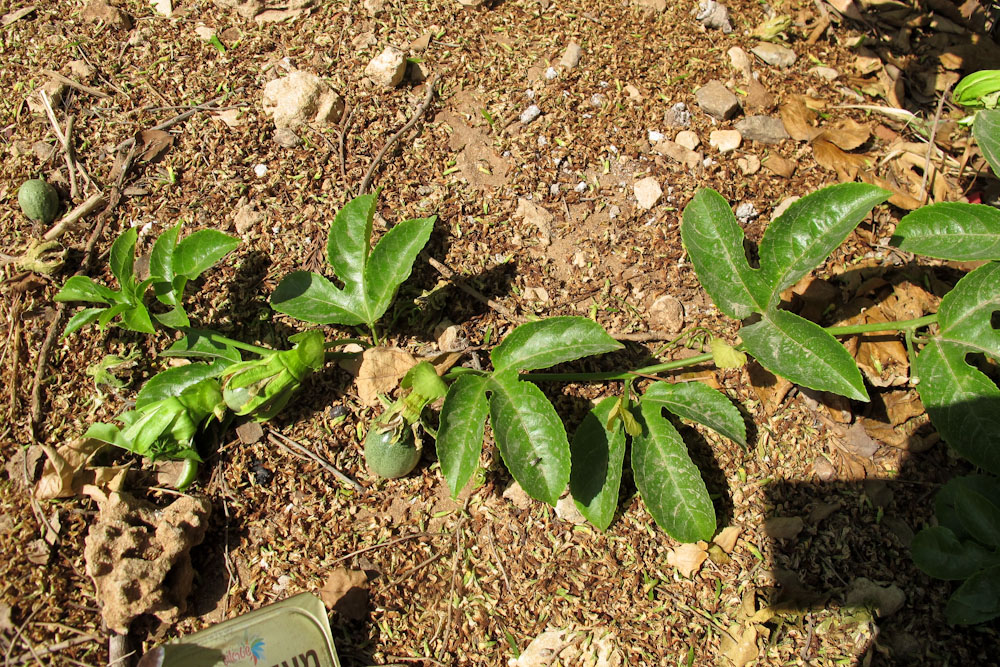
18;179;60;224
364;423;419;479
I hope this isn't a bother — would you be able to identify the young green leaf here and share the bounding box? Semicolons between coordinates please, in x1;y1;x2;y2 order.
118;301;155;334
911;526;1000;581
150;223;181;303
945;564;1000;625
914;339;1000;474
487;373;570;506
633;401;716;543
269;271;366;325
641;381;747;447
741;309;869;401
172;230;239;280
364;216;437;320
955;483;1000;548
436;374;489;498
161;329;242;363
757;183;888;304
153;305;190;329
974;109;1000;176
570;396;625;532
891;203;1000;261
936;262;1000;359
63;307;106;337
54;276;116;304
681;188;768;319
109;226;138;286
490;316;624;374
136;361;231;408
935;475;1000;541
328;192;377;289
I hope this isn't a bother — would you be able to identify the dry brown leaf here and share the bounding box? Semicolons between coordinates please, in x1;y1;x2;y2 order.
839;423;880;458
211;108;244;128
713;525;741;553
35;439;126;500
883;390;924;426
720;623;758;667
355;347;417;406
882;281;939;321
763;516;804;541
748;362;793;416
818;118;870;151
779;96;821;141
812;137;871;179
138;129;173;162
667;541;708;578
0;602;12;633
856;171;924;210
319;567;368;620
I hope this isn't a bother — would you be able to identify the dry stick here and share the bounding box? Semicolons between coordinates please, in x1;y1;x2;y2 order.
438;517;465;654
43;193;106;242
112;89;243;153
338;105;356;194
485;524;511;595
427;257;522;324
328;531;441;567
358;74;441;195
920;84;951;202
266;430;363;491
40;69;111;99
4;609;42;666
9;634;99;666
388;551;444;587
39;91;80;201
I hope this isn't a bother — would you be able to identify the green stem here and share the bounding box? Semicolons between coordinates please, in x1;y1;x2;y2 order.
324;338;368;349
524;352;716;382
203;332;273;356
824;313;937;336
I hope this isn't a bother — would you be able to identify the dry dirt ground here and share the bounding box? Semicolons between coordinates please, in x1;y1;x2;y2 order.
2;0;1000;664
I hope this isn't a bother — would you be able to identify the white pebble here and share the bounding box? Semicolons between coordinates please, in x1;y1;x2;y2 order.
648;130;664;143
520;105;542;124
254;164;268;178
574;181;587;192
544;67;558;80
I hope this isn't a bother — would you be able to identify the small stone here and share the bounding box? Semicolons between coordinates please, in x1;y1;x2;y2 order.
809;66;840;81
26;80;66;114
653;140;702;170
456;0;486;5
735;116;789;144
648;294;684;333
520;104;542;124
590;93;605;107
675;130;700;150
745;79;775;110
81;0;132;29
236;421;264;445
695;81;741;121
727;46;753;80
273;128;301;148
67;60;95;79
435;323;466;352
559;42;582;69
262;70;344;130
695;0;732;32
752;42;797;68
365;46;406;88
737;155;761;175
763;154;796;178
624;84;643;100
555;495;587;524
813;455;836;481
253;164;268;178
151;0;172;16
409;32;432;52
233;202;263;235
633;177;663;210
544;66;558;80
735;202;758;223
363;0;384;14
709;129;742;153
633;0;667;12
664;102;690;127
846;578;906;618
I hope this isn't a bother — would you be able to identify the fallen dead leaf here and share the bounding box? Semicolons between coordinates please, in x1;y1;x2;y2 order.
355;347;417;406
138;129;174;162
747;362;793;416
713;525;741;553
883;390;924;426
667;541;709;578
0;602;12;633
35;439;127;500
818;118;870;151
763;516;804;541
812;137;871;180
211;108;244;128
319;567;368;620
839;423;880;458
720;623;758;667
779;96;822;141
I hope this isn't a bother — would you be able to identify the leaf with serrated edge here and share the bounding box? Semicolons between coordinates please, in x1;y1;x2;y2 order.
975;109;1000;177
642;381;747;446
271;271;366;325
54;276;116;304
892;203;1000;261
173;230;239;280
150;224;181;303
365;216;434;322
436;374;489;498
491;316;623;374
570;396;625;531
488;373;570;506
681;188;768;319
937;262;1000;359
119;303;155;334
633;401;716;542
914;339;1000;474
946;565;1000;625
63;307;105;337
109;227;137;287
741;309;868;401
758;183;888;304
912;526;1000;581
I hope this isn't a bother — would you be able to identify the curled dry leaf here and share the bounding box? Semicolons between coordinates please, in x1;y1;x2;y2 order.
35;438;127;500
721;623;758;667
812;137;871;180
763;516;804;540
355;347;417;406
713;525;741;553
138;129;174;162
818;118;870;151
667;541;709;578
779;96;822;141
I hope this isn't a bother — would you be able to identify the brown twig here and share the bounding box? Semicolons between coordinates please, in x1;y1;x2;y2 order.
328;531;441;566
427;257;522;324
388;551;444;587
8;633;99;666
40;69;111;99
438;517;465;653
266;430;362;491
338;104;356;194
358;74;440;195
43;193;106;242
920;83;951;202
112;89;244;153
40;91;90;200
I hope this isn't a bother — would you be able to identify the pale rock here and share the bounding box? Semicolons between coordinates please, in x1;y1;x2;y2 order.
771;196;800;221
633;177;663;210
151;0;172;17
696;80;741;121
559;42;582;69
634;0;667;11
735;202;758;223
67;59;95;79
503;481;533;510
435;322;466;352
194;24;216;42
648;294;684;333
262;70;344;130
653;140;702;170
675;130;700;150
696;0;732;32
233;201;263;234
624;84;643;100
846;578;906;618
514;198;552;245
27;80;66;114
752;42;797;68
727;46;753;81
555;495;587;524
737;155;761;175
81;0;132;29
664;102;690;127
735;115;789;144
363;0;384;14
273;128;301;148
809;66;840;81
709;129;742;153
456;0;486;6
520;104;542;124
365;46;406;88
544;66;558;80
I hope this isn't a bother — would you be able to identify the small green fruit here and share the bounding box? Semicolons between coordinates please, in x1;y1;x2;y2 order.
18;179;60;224
364;422;420;479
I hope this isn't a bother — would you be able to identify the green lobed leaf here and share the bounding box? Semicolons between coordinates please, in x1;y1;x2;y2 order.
632;400;716;543
570;396;626;531
741;309;869;401
172;229;239;280
945;564;1000;625
487;373;570;506
936;262;1000;360
955;485;1000;548
109;226;138;287
891;203;1000;261
161;329;242;363
491;316;624;374
935;475;1000;541
54;276;116;304
271;271;367;325
758;183;889;305
911;526;1000;580
436;374;489;498
136;362;229;408
364;216;435;322
681;188;768;319
914;339;1000;474
63;307;106;337
97;303;128;330
974;109;1000;177
641;381;747;447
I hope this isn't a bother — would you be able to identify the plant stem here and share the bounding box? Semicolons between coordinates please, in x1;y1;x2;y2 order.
324;338;368;349
824;313;937;336
523;352;716;382
202;332;273;356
